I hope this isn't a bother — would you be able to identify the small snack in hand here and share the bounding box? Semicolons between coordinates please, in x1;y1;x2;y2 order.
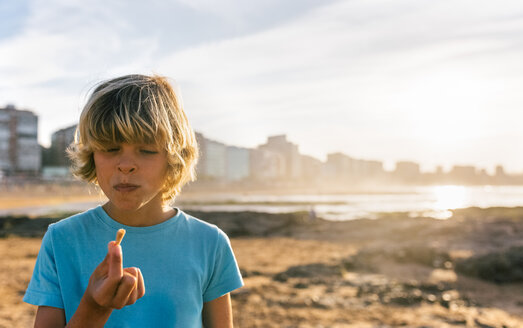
115;229;126;246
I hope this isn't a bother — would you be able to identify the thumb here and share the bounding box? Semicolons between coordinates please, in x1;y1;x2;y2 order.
107;241;123;279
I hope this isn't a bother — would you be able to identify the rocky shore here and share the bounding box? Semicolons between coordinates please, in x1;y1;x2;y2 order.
1;207;523;327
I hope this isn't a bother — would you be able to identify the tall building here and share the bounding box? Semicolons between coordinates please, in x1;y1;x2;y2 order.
301;154;322;181
0;104;41;175
226;146;250;181
324;152;353;180
495;165;505;177
49;124;77;166
352;159;384;180
258;135;302;179
450;165;477;184
394;161;420;183
195;132;227;180
250;148;285;180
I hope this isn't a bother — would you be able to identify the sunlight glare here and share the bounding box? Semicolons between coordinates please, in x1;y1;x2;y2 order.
433;185;468;211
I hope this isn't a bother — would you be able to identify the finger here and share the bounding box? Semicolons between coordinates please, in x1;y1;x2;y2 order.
94;242;123;300
91;250;110;279
136;268;145;299
123;267;139;305
107;241;123;280
126;285;138;306
112;271;137;309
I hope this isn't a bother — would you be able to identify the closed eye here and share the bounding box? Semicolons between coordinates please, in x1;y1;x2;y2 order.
141;150;158;154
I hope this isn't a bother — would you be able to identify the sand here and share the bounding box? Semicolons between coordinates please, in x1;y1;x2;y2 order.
229;237;523;327
0;183;104;211
0;237;40;328
3;235;522;327
1;199;523;327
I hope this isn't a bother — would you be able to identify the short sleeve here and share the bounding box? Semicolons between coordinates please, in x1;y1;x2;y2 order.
202;229;244;302
23;225;64;308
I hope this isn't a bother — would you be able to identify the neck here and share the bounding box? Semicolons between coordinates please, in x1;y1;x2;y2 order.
102;199;176;227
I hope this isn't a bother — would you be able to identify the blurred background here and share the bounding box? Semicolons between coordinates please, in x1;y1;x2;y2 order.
1;0;523;219
1;1;523;327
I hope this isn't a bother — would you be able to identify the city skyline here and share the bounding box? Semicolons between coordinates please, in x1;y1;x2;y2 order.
42;119;520;176
1;1;523;173
1;103;519;188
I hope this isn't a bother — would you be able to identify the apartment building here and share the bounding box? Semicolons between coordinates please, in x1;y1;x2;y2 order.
0;104;41;175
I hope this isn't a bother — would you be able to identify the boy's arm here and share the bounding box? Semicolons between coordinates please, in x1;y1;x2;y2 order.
202;293;233;328
34;306;65;328
34;301;112;328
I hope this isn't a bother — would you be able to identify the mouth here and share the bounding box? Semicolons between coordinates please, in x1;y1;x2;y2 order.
113;183;140;192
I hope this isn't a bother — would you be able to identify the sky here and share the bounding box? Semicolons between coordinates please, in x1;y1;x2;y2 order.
1;0;523;174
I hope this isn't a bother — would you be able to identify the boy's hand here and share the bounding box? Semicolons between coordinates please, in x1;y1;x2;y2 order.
86;241;145;310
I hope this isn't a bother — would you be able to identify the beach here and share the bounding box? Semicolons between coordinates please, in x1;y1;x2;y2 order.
1;194;522;327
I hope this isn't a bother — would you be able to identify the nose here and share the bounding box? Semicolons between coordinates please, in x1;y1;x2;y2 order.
117;154;137;174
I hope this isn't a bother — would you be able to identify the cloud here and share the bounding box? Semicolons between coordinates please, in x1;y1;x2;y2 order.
1;0;523;171
160;0;523;170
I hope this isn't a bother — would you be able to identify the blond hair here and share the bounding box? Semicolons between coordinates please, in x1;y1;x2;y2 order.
68;74;198;202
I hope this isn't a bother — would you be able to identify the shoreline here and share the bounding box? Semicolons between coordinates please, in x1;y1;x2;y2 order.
2;188;523;223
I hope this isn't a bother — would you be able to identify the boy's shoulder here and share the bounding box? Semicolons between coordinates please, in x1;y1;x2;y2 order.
180;210;218;229
47;207;100;232
179;210;227;237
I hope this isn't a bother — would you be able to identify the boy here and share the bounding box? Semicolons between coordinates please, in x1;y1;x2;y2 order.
24;74;243;327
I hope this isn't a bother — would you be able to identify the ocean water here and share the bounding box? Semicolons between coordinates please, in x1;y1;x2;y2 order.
178;185;523;220
2;186;523;221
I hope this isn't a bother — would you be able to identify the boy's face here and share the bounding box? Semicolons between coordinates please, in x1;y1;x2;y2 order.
93;142;168;212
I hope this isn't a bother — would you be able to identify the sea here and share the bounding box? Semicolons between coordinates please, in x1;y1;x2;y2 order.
2;185;523;221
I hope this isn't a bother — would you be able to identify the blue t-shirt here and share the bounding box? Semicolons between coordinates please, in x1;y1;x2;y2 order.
24;206;243;327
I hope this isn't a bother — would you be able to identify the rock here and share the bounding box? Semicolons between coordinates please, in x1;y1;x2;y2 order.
293;282;309;289
273;263;343;280
455;246;523;283
439;290;460;308
0;216;59;238
187;210;310;237
343;244;453;272
273;273;288;282
311;296;336;309
474;319;496;328
418;282;452;293
393;244;452;268
240;268;263;278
